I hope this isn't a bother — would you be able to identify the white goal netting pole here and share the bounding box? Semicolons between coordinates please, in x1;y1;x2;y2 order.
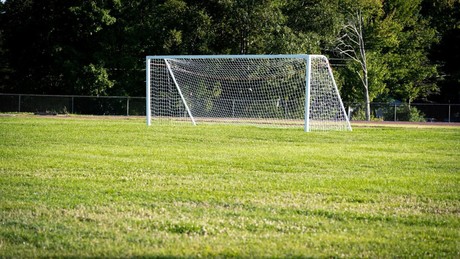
304;55;312;132
146;55;351;131
146;58;151;126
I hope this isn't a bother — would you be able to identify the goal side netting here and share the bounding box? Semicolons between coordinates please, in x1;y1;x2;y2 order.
146;55;351;131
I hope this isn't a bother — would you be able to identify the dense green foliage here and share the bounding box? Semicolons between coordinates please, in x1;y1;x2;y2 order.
1;116;459;257
0;0;458;103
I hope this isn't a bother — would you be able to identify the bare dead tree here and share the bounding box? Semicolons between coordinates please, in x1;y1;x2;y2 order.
335;10;370;121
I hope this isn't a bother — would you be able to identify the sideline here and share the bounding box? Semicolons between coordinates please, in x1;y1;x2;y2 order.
2;113;460;128
352;120;460;128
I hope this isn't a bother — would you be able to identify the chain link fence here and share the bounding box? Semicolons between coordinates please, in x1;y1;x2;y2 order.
345;102;460;123
1;93;459;122
0;93;146;116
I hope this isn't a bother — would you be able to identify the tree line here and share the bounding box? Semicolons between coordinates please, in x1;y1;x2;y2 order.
0;0;458;107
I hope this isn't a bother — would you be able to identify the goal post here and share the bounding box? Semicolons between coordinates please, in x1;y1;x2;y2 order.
146;54;352;131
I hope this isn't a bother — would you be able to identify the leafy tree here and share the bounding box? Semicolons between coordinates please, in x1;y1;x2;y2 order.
66;0;119;95
76;64;114;96
0;0;9;93
335;0;438;110
0;0;118;95
422;0;460;103
0;0;449;105
379;0;438;104
197;0;294;54
285;0;343;53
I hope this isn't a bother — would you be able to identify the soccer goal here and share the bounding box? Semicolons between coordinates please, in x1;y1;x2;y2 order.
146;54;351;131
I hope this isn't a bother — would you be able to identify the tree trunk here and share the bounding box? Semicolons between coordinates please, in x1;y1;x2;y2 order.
364;66;370;121
359;12;370;121
364;87;371;121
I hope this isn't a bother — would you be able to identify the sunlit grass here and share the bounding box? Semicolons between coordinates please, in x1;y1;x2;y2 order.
1;115;459;257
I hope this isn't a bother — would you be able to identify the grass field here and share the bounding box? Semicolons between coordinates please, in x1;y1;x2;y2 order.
1;115;459;257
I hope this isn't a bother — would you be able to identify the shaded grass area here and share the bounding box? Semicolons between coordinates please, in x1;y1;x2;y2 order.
1;116;459;257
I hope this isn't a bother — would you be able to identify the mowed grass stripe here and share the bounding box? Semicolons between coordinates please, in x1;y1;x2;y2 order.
0;115;459;257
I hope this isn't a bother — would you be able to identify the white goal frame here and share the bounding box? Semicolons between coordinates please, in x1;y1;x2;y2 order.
146;54;351;131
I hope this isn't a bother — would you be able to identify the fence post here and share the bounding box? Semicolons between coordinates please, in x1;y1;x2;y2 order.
18;95;21;112
126;97;130;116
394;104;397;121
71;97;74;114
448;103;451;123
348;106;352;120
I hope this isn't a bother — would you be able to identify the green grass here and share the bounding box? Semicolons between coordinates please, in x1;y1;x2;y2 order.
1;115;459;257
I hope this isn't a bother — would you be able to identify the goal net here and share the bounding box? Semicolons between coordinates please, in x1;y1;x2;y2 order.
146;55;351;131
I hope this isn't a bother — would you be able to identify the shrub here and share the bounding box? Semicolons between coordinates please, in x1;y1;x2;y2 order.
383;104;426;122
